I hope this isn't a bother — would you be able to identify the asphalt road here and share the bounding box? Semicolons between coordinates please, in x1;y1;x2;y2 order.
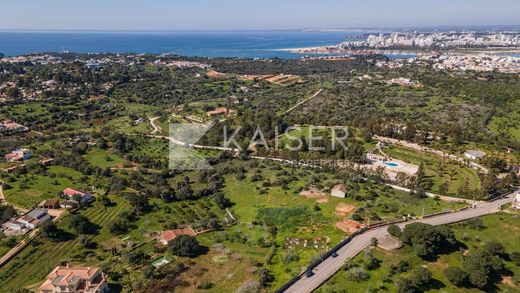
284;192;516;293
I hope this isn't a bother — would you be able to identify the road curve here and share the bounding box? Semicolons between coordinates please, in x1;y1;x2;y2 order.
283;192;516;293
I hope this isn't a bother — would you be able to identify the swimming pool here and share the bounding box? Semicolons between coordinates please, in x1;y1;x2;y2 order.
384;162;400;167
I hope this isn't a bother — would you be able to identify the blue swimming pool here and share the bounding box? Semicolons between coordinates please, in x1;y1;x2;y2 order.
384;162;400;167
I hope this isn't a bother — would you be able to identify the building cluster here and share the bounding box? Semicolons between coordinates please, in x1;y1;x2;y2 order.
59;188;95;208
386;77;422;88
1;187;95;235
375;53;520;73
0;120;29;135
340;32;520;49
432;54;520;73
165;60;211;69
3;209;51;235
0;54;63;65
3;148;32;162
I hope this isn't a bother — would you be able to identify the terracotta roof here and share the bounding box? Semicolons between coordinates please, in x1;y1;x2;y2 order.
40;266;104;291
332;184;347;193
63;188;87;197
159;228;196;243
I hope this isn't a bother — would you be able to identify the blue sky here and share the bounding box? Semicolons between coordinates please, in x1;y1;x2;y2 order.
1;0;519;30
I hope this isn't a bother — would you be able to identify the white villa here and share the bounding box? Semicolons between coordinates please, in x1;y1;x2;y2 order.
464;150;486;160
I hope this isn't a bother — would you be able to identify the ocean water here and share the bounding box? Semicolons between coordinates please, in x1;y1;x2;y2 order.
0;30;362;59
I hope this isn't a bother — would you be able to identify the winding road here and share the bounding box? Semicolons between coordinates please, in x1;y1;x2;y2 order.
282;192;516;293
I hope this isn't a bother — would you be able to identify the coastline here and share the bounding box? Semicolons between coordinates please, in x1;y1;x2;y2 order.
277;45;520;57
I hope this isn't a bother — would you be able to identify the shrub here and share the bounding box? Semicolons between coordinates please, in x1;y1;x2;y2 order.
444;267;468;287
346;267;369;282
387;224;402;238
168;235;201;257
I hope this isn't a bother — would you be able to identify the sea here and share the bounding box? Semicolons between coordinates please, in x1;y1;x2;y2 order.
0;30;415;59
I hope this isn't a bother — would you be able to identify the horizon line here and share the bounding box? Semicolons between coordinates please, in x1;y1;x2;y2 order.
1;24;520;33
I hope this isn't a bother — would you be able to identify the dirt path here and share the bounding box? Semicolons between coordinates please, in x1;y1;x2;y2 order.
149;116;162;134
0;184;6;205
284;89;323;115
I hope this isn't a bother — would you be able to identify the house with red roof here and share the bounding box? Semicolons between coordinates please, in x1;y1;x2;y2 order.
39;265;108;293
206;107;235;117
4;148;32;162
158;228;196;245
62;188;94;203
0;121;28;135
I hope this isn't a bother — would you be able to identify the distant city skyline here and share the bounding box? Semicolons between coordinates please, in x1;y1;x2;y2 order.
1;0;519;31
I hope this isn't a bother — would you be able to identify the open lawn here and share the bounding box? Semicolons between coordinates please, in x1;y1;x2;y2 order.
86;148;127;168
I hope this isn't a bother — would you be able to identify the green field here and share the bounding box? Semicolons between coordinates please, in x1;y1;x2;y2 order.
0;166;85;208
386;145;481;197
85;148;127;168
220;160;466;287
0;195;130;291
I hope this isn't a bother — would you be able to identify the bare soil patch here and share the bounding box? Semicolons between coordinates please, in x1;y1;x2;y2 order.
336;219;365;233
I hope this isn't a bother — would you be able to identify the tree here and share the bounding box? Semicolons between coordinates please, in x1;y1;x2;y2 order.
510;251;520;266
176;182;194;200
387;224;402;238
69;214;95;234
0;205;17;223
41;222;59;238
396;277;416;293
416;162;425;184
168;235;201;257
391;260;410;273
410;267;432;288
480;171;498;198
463;250;503;289
79;235;96;249
444;267;468;287
401;223;444;258
100;195;112;210
438;181;449;195
258;268;274;287
127;193;149;212
109;213;132;234
213;193;231;209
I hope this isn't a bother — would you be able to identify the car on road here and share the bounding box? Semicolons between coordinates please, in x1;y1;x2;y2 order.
305;269;314;278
